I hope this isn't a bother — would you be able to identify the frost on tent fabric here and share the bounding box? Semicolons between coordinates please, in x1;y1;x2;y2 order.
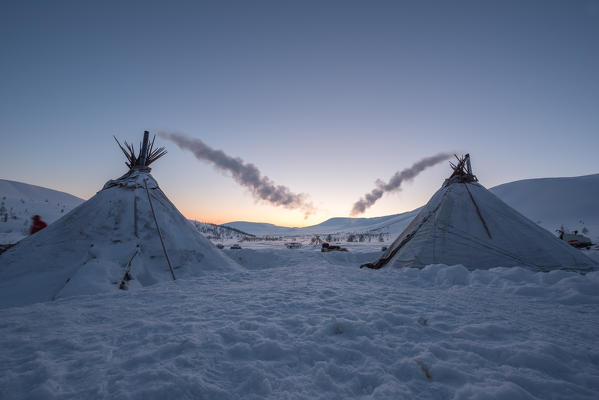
361;154;597;272
0;131;241;308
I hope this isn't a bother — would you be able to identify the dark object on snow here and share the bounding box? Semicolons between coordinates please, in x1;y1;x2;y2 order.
557;227;592;249
230;244;242;250
30;215;47;235
321;242;348;252
118;247;139;290
216;244;225;249
0;243;16;255
416;360;433;382
381;246;388;251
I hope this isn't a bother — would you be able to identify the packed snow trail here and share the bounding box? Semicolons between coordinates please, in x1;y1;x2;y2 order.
1;253;598;399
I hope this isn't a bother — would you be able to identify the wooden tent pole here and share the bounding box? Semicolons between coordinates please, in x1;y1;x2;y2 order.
464;183;492;239
139;131;150;167
144;179;176;280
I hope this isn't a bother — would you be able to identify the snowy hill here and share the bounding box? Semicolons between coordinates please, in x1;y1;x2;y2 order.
191;221;255;240
0;179;84;243
220;221;304;236
225;174;599;240
489;173;599;242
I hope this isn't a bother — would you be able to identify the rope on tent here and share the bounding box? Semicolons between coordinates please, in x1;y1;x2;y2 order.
52;275;73;301
463;183;492;239
134;195;139;238
144;179;176;281
119;246;140;290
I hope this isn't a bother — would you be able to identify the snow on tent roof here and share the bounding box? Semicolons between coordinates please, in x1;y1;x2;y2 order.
361;154;597;272
0;132;241;308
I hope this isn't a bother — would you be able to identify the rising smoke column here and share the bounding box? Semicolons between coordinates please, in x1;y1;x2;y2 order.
350;153;452;216
159;132;316;219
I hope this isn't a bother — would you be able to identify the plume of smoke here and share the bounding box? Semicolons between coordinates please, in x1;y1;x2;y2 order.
350;153;452;216
159;132;316;219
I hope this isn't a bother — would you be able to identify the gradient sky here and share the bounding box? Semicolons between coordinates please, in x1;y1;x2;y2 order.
1;0;598;227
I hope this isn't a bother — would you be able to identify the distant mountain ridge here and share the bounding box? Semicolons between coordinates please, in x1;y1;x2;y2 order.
225;173;599;239
191;221;255;240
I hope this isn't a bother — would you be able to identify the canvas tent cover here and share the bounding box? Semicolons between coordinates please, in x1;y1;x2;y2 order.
364;178;596;272
0;169;240;308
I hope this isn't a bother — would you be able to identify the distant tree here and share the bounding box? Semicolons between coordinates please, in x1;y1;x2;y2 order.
378;233;385;242
325;234;332;242
347;234;355;242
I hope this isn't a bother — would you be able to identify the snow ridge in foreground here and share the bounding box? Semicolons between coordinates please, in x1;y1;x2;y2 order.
1;258;598;400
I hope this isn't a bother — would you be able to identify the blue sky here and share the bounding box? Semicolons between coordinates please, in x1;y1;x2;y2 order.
1;0;598;226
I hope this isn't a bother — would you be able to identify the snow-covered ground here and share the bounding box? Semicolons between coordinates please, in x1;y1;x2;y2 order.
1;174;598;399
1;243;598;399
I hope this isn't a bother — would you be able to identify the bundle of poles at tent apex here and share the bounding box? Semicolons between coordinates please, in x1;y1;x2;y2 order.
114;130;167;170
445;153;477;184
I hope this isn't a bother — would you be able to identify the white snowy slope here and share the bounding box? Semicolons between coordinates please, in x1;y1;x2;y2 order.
0;170;240;308
225;173;599;238
489;173;599;242
1;245;598;399
0;179;84;243
218;221;302;236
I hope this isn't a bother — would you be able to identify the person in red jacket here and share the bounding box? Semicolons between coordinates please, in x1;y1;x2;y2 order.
30;215;47;235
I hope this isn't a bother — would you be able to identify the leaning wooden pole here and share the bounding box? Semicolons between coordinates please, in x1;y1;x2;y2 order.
144;179;176;280
139;130;150;167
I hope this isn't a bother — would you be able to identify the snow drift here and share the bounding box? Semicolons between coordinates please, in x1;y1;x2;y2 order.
1;254;598;399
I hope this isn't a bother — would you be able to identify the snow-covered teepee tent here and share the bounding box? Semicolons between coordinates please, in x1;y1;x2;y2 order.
0;132;240;308
361;155;596;272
